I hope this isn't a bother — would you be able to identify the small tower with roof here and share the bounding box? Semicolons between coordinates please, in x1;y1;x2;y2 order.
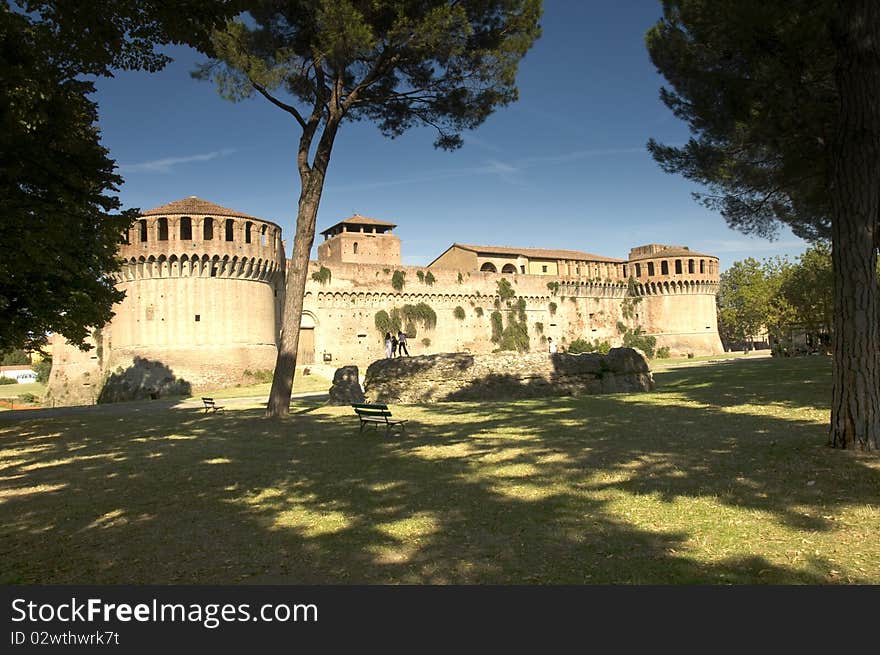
317;214;400;265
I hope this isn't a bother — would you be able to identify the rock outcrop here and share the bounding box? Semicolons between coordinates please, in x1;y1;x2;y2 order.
363;348;653;404
328;365;366;405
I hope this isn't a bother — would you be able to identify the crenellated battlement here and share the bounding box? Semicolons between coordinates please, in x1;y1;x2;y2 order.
114;252;282;284
118;196;286;267
630;279;720;296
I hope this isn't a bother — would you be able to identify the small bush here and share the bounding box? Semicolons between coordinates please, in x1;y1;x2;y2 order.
243;369;274;383
656;346;671;359
416;270;425;283
490;311;503;343
457;272;463;283
391;270;406;291
474;307;484;317
548;302;557;315
453;306;466;320
421;338;431;347
497;278;515;302
425;271;435;286
0;377;17;385
311;266;332;284
534;322;544;334
34;358;52;384
401;303;436;330
567;338;612;355
622;327;657;358
17;393;38;404
547;281;559;295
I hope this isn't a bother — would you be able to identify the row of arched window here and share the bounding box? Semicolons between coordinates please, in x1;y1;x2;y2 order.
631;258;716;278
125;217;277;248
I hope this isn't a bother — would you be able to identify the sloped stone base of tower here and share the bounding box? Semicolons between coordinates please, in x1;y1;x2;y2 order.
363;348;653;404
46;340;278;406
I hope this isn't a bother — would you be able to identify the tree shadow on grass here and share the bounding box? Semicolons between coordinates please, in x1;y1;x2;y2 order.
0;362;876;585
654;356;832;412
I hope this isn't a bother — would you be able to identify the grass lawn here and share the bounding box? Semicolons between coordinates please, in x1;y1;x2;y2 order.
0;382;46;411
1;356;878;584
192;367;332;400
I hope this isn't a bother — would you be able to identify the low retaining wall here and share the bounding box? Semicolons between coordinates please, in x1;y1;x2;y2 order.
362;348;653;404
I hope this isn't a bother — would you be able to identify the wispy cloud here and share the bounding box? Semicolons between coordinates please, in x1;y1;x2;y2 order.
120;149;236;174
327;146;643;192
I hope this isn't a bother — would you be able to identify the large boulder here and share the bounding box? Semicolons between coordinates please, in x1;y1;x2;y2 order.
364;348;653;404
328;365;365;405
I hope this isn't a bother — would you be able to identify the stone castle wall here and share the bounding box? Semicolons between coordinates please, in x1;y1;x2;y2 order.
301;260;633;369
45;201;724;407
301;260;723;371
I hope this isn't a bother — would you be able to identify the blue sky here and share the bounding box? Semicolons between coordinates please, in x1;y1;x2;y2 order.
93;0;810;270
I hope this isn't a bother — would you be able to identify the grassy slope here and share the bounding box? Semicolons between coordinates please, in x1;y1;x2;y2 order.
0;356;877;584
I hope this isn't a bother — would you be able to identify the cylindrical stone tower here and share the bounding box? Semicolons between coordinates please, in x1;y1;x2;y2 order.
48;197;286;404
626;244;724;356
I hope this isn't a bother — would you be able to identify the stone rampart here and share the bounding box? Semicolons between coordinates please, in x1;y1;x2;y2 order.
362;347;653;404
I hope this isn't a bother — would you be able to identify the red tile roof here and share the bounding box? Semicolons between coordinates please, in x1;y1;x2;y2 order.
627;246;715;261
320;214;397;235
453;243;625;263
141;196;262;221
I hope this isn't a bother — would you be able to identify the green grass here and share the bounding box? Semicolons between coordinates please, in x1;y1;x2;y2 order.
192;368;331;400
0;382;45;400
1;356;878;584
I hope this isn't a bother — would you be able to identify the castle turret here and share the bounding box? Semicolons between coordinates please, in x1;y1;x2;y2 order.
626;244;723;355
317;215;400;265
48;197;286;405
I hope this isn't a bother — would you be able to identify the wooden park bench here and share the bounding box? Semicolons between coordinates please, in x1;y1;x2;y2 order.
352;403;407;436
202;397;225;414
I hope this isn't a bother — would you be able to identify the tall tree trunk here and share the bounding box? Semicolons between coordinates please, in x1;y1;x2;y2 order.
265;115;340;418
265;172;325;417
829;0;880;450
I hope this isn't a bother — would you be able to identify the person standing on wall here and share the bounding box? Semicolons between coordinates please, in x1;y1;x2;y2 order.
391;332;399;357
384;332;393;358
397;329;410;356
548;338;557;354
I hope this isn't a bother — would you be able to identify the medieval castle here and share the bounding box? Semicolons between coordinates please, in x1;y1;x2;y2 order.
47;196;723;405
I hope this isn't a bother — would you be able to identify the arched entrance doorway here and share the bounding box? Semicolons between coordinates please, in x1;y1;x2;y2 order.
297;312;316;364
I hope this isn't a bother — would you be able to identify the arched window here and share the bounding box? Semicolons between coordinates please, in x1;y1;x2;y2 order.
688;259;695;274
261;225;268;246
180;217;192;241
480;262;497;273
203;217;214;241
647;262;655;276
700;259;705;274
225;219;234;242
674;259;682;274
635;263;641;277
353;242;359;255
245;221;253;244
501;263;517;274
157;217;168;241
622;264;628;278
139;219;148;242
661;260;669;275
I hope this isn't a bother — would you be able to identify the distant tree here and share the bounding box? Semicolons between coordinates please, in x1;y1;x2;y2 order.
646;0;880;450
717;259;778;351
1;2;240;354
196;0;543;417
778;243;833;339
33;358;52;384
1;349;29;366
